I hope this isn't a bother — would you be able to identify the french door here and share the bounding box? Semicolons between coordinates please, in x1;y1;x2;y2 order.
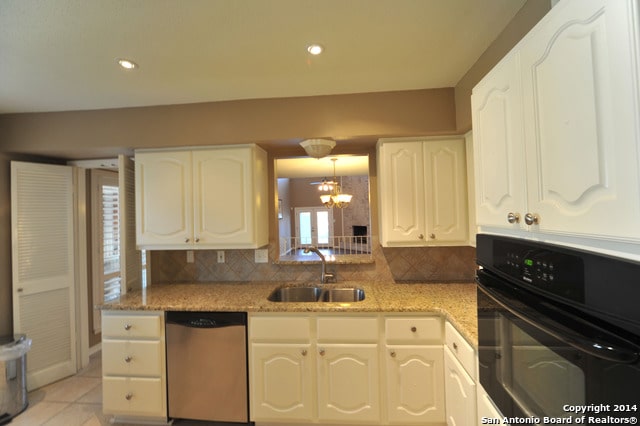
294;207;333;247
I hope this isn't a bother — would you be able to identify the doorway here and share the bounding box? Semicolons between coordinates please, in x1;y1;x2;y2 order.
294;207;334;248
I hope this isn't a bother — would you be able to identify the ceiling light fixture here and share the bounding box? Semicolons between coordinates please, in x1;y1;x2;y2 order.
117;58;138;70
320;158;353;209
300;138;335;158
307;44;323;55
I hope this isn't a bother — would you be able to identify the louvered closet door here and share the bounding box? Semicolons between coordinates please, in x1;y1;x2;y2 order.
11;161;76;390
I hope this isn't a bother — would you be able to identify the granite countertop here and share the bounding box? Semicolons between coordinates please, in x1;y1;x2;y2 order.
100;281;478;346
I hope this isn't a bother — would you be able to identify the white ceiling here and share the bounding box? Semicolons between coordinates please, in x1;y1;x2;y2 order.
0;0;527;114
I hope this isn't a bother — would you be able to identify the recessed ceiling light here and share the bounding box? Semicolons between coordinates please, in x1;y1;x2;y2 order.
117;58;138;70
307;44;323;55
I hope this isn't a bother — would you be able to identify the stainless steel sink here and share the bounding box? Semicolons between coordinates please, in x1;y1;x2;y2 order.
268;286;322;302
320;288;366;302
268;286;365;303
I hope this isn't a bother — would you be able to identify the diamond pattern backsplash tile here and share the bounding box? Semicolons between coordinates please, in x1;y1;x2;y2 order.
150;239;476;284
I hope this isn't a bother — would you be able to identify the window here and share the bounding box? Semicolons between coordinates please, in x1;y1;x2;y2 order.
91;170;121;332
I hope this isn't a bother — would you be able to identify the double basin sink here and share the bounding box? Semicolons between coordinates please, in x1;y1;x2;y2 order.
268;286;365;303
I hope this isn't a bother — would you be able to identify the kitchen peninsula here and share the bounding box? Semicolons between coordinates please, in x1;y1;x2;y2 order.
100;281;477;343
99;281;479;425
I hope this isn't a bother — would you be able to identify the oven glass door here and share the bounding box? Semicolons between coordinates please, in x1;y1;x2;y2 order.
477;270;640;420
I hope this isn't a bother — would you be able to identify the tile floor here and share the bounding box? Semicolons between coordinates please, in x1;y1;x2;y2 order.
11;352;107;426
11;353;251;426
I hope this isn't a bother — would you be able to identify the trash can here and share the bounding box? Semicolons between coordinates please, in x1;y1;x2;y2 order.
0;334;31;425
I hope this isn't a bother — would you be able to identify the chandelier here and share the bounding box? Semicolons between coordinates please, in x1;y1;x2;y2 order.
319;158;353;209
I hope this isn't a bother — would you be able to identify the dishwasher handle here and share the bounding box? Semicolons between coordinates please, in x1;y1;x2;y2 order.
166;311;246;329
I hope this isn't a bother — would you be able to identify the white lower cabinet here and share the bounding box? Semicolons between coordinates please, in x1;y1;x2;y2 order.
250;343;314;421
101;310;167;423
317;344;380;423
443;322;476;426
249;313;448;425
477;384;507;425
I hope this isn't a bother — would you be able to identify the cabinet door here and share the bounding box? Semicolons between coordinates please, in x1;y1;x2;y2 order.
477;384;506;425
423;139;469;244
135;151;193;246
378;141;426;246
520;0;640;240
250;343;314;422
385;346;445;424
317;344;380;423
471;52;526;230
444;347;476;426
193;147;255;246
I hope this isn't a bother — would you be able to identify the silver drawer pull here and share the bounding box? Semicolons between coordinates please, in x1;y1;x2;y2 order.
125;356;132;363
125;392;133;401
124;324;132;331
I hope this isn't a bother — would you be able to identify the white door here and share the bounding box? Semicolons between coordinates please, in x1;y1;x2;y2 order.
11;161;76;390
294;207;333;247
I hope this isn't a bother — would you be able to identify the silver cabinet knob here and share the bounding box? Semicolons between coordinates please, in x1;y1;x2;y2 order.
300;349;307;356
125;356;132;363
124;324;132;331
125;393;133;401
507;212;520;224
390;350;397;358
524;213;539;225
418;234;425;240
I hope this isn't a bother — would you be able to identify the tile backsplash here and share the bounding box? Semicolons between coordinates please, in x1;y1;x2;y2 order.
150;238;476;284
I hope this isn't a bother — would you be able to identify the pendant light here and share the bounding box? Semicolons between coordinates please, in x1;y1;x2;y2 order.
319;158;353;209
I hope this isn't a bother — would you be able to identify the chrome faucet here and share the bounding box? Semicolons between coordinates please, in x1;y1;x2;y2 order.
303;246;336;283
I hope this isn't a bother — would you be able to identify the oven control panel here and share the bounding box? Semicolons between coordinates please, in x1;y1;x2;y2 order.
490;239;585;303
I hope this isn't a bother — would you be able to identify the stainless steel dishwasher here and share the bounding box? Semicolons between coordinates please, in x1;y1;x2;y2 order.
165;311;249;423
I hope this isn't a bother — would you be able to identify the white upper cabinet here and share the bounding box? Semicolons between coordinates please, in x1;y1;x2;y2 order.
471;53;526;231
135;144;268;249
378;137;469;247
472;0;640;242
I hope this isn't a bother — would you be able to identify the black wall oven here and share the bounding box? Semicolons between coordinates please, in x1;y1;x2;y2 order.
476;234;640;423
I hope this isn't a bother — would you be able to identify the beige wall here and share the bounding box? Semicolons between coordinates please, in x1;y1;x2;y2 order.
0;88;457;159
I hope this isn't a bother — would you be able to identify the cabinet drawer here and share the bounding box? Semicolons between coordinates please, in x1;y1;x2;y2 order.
102;340;163;377
102;312;163;339
317;316;378;342
445;321;475;379
385;316;442;344
103;376;165;417
250;315;311;341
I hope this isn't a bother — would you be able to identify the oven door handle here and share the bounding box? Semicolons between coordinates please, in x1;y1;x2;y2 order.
477;277;640;364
